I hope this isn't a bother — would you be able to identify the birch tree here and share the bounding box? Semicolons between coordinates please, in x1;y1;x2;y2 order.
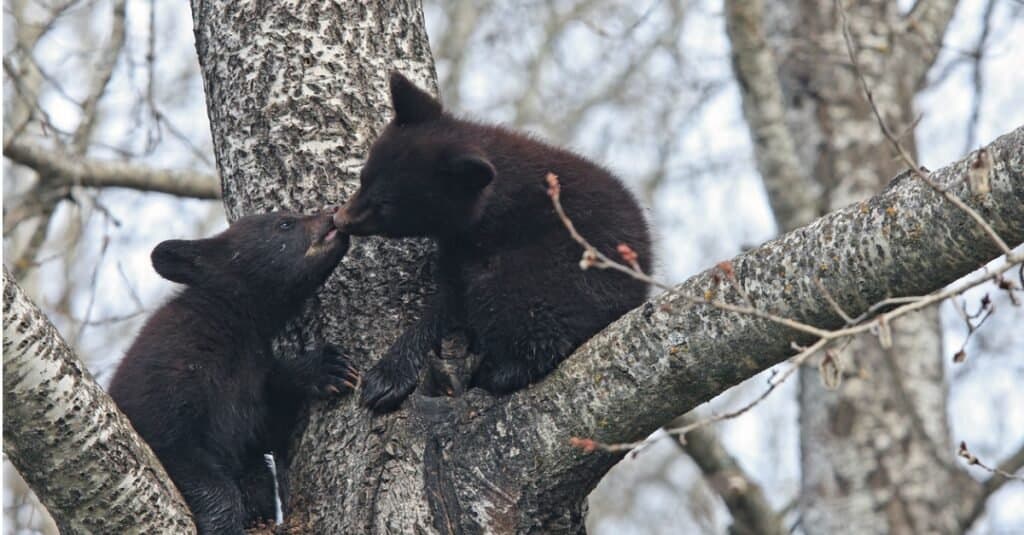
4;1;1023;532
726;0;1023;531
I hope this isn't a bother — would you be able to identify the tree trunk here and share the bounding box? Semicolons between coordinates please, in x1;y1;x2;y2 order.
185;1;1023;533
2;266;194;533
732;0;982;532
5;114;1022;532
781;3;971;532
3;2;1021;532
189;0;451;530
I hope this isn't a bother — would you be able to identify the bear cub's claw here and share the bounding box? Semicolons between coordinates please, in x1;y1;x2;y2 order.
360;356;418;412
311;344;360;398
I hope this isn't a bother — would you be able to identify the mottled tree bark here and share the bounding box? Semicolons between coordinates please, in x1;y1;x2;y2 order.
7;2;1021;533
731;0;983;533
6;60;1022;535
183;2;1022;533
782;3;968;533
189;0;443;530
2;266;195;534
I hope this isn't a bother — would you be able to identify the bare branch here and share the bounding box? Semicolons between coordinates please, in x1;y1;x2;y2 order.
950;293;996;363
547;172;833;339
671;415;787;535
958;441;1024;482
3;0;65;143
9;198;61;281
4;140;221;199
724;0;819;231
2;266;195;533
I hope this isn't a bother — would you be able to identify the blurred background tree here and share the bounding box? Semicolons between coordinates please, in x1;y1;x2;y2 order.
4;0;1022;532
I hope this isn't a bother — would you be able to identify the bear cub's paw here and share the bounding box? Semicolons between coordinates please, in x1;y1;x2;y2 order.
360;354;420;412
286;344;359;398
312;344;360;398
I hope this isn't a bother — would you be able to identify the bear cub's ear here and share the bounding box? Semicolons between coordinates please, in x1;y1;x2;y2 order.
447;152;496;193
152;239;210;286
389;71;442;126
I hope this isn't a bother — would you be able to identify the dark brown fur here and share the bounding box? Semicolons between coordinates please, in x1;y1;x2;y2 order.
336;73;652;412
108;212;356;534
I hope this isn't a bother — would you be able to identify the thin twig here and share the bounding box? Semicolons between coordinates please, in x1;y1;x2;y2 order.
547;173;834;338
951;294;996;363
961;440;1024;530
958;441;1024;481
74;234;111;345
814;277;855;324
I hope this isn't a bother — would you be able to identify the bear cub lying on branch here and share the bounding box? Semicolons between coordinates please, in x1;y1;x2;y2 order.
337;72;652;412
108;211;357;534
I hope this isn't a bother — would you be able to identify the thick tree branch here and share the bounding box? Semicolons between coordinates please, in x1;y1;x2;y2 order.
511;125;1023;475
2;266;195;533
185;1;1019;530
724;0;819;231
4;140;220;199
368;126;1022;531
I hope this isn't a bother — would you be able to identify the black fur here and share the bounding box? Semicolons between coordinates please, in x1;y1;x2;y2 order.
336;72;652;412
108;211;356;534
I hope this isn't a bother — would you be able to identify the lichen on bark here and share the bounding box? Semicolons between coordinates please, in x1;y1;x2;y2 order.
188;1;1023;532
3;266;195;534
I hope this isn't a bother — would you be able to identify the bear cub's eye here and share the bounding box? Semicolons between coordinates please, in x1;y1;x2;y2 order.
278;220;295;231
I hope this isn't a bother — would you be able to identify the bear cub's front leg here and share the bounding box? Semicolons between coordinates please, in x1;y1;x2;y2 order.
360;323;433;412
361;294;455;412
